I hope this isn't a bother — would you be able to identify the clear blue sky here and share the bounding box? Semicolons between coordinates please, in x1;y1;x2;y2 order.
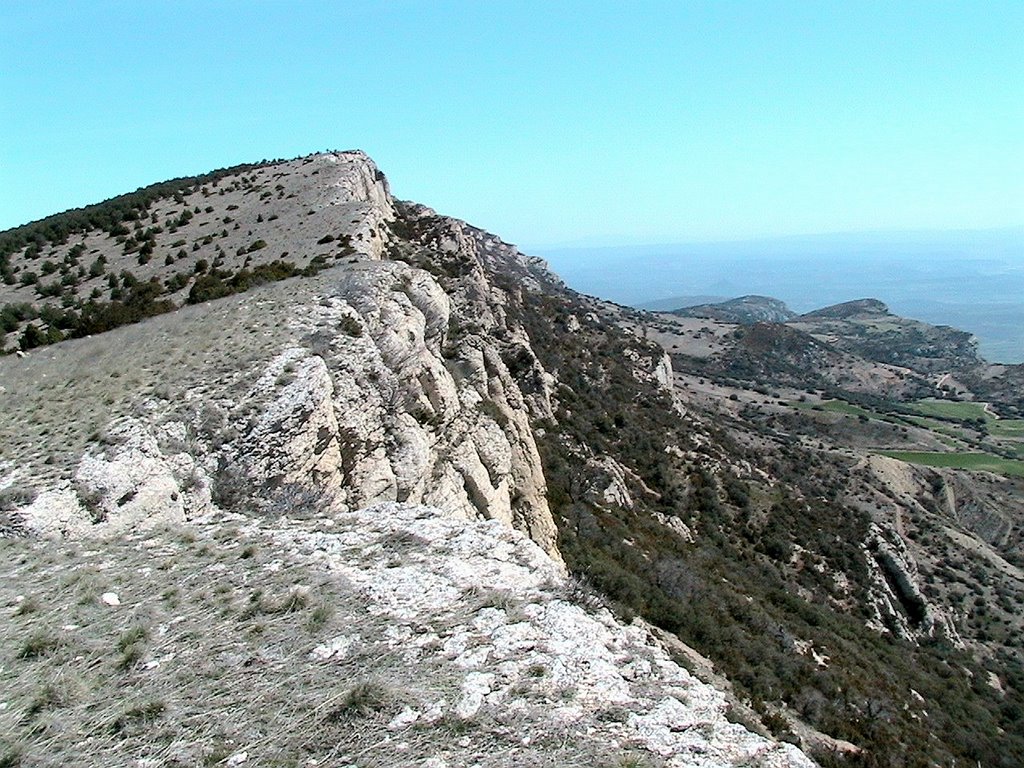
2;1;1021;247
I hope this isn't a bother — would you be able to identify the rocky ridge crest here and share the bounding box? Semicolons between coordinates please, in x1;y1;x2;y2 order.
7;150;1023;765
0;152;816;765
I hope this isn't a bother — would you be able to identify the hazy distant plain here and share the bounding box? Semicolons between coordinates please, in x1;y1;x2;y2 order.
537;229;1024;364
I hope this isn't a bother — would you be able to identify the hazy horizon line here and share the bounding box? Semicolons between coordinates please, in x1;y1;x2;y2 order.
525;224;1024;254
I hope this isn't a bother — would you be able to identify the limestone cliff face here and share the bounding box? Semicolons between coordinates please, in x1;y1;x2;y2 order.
305;150;397;259
8;153;563;562
850;454;1024;646
225;256;561;558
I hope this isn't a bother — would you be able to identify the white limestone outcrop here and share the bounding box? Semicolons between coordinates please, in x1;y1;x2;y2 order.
8;156;562;563
17;421;188;537
282;501;816;767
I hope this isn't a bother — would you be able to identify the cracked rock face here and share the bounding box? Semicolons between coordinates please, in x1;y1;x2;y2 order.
283;502;815;767
0;149;803;763
265;257;562;559
866;524;961;643
17;421;190;537
7;153;561;563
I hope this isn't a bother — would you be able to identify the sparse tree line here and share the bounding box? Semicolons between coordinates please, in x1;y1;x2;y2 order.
0;160;279;266
0;258;328;353
0;158;364;354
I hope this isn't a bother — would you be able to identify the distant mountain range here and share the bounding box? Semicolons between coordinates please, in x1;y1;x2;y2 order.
536;228;1024;363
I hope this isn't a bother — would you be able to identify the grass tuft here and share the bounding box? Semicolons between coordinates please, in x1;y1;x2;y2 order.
262;586;310;615
324;681;389;721
110;700;166;734
17;632;61;660
117;624;149;652
116;624;149;671
0;746;23;768
23;682;70;721
305;602;333;633
13;598;38;617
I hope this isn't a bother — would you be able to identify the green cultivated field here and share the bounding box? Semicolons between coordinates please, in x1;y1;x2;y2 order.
911;399;1024;439
799;400;968;442
899;414;969;443
810;400;875;418
878;450;1024;477
988;420;1024;438
796;397;1024;456
799;399;897;422
805;397;1024;434
910;399;990;421
794;397;1024;474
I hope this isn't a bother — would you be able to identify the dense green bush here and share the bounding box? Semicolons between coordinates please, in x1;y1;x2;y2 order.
187;274;232;303
186;260;300;305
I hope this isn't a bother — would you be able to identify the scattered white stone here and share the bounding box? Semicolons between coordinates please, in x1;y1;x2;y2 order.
456;671;495;719
284;503;814;765
309;634;356;661
385;624;413;643
421;699;446;724
225;752;248;766
455;645;491;669
101;592;120;606
387;706;421;730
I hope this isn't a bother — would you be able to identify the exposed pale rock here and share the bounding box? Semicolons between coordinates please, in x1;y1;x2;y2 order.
652;511;695;543
456;671;495;719
262;260;563;559
309;634;357;661
20;420;187;537
281;502;814;766
866;523;960;643
304;151;396;260
18;487;89;538
76;424;185;529
8;152;553;562
237;351;344;495
388;706;421;730
654;351;674;389
586;455;635;509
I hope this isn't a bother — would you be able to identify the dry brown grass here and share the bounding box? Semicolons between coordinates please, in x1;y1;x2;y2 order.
0;516;670;768
0;266;358;488
0;520;411;767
